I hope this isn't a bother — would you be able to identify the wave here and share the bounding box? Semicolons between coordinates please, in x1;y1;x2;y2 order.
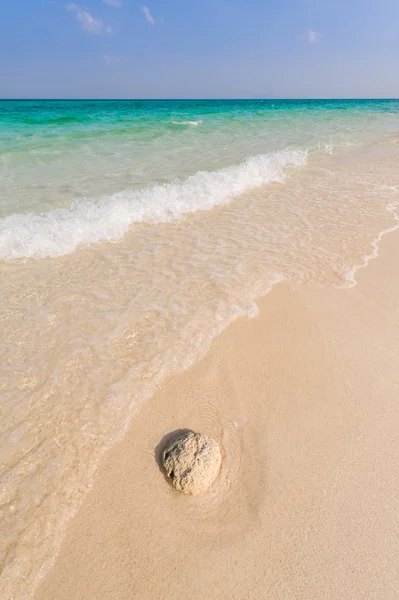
20;115;87;126
171;120;203;126
0;149;307;260
342;199;399;288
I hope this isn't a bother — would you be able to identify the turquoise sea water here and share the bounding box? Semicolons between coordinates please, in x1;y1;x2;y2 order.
1;99;399;599
1;99;399;217
1;99;399;259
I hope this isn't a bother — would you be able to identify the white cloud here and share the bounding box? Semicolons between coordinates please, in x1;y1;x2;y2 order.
103;0;122;7
103;55;126;65
140;5;155;25
66;4;112;34
306;29;322;43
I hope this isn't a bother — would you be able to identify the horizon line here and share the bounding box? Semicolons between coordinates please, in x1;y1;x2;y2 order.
1;97;398;102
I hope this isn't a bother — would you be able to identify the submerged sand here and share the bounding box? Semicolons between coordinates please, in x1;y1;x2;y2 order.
34;231;399;600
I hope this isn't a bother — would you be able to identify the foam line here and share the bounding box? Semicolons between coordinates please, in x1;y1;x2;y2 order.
0;150;307;260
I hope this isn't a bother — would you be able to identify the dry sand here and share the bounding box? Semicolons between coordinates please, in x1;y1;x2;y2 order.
35;231;399;600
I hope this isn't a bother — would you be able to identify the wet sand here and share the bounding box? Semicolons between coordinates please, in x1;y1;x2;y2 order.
34;231;399;600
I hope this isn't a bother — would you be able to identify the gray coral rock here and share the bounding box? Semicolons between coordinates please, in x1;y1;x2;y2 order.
162;432;222;495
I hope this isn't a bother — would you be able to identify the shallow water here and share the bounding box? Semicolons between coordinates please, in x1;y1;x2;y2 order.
1;100;399;599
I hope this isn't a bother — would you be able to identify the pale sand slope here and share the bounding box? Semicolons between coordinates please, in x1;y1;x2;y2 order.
35;232;399;600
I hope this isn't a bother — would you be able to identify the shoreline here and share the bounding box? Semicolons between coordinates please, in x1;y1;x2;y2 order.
34;228;399;600
3;131;399;600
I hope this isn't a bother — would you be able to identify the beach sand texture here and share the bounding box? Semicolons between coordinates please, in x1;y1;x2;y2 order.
2;99;399;599
34;230;399;600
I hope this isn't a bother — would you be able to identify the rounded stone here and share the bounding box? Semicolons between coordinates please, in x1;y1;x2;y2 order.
162;431;222;495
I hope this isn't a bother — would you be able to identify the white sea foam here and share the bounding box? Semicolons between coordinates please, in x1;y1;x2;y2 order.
316;141;334;154
0;150;307;260
342;199;399;287
324;142;334;154
171;120;203;126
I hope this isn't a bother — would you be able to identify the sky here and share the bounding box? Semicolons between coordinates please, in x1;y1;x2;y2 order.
0;0;399;98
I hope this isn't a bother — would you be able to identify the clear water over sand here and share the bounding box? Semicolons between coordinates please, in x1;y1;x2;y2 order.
1;100;399;598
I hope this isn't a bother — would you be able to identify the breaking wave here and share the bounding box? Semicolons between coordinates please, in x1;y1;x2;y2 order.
0;149;307;260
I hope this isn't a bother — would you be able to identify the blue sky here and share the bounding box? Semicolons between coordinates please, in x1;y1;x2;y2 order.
0;0;398;98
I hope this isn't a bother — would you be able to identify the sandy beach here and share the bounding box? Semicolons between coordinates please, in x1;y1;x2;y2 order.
3;4;399;597
33;230;399;600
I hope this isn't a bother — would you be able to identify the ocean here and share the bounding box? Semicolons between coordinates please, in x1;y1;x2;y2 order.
1;99;399;598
